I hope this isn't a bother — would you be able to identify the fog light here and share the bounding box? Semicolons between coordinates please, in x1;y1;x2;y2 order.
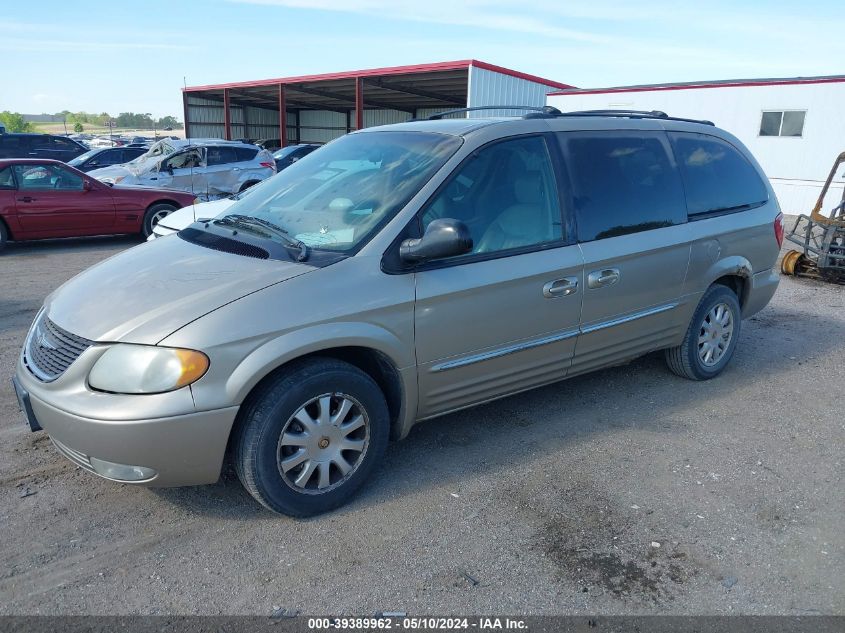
89;457;157;482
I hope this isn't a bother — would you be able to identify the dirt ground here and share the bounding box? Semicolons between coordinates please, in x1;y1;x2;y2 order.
0;228;842;616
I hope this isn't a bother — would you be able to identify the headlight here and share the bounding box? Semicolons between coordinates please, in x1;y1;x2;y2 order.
88;344;209;394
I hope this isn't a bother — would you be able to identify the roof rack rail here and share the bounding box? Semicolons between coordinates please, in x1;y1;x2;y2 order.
421;105;563;120
532;108;714;126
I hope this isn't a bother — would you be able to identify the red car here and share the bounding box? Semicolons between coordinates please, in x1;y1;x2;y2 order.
0;159;196;250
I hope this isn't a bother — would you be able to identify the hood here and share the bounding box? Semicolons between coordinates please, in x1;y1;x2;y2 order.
158;197;236;230
88;165;135;181
45;235;314;344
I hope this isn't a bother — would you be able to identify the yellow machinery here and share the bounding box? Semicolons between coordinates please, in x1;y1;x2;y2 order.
781;151;845;282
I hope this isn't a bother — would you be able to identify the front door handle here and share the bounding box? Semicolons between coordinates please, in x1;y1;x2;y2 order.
543;277;579;298
587;268;620;289
17;196;36;203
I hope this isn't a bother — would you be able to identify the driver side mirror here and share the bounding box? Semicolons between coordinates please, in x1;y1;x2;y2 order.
82;180;93;191
400;218;473;263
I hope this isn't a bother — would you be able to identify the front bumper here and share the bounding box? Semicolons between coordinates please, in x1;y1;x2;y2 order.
15;356;239;487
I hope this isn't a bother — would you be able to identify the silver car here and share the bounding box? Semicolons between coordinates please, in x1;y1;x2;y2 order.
12;109;783;516
89;139;276;199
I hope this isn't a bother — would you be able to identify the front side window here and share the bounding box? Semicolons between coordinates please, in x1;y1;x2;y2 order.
219;131;462;253
163;149;204;170
13;164;83;190
669;132;768;216
560;131;686;242
759;110;806;137
420;135;562;255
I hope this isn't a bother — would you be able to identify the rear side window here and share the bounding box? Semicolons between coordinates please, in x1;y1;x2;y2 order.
235;147;259;162
206;146;239;165
559;131;686;242
669;132;768;217
50;136;79;150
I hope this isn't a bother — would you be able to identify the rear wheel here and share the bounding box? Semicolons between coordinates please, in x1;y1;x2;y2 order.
142;203;177;237
234;358;390;517
665;284;742;380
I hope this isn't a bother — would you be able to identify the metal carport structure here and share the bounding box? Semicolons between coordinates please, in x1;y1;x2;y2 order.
182;60;573;146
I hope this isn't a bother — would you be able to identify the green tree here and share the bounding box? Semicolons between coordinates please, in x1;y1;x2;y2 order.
0;111;34;132
157;115;181;129
73;122;84;133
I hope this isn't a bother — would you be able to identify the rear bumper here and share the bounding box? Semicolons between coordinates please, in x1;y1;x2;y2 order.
744;268;780;318
26;389;239;487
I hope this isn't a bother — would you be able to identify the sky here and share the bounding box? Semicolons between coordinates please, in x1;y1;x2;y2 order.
1;0;843;119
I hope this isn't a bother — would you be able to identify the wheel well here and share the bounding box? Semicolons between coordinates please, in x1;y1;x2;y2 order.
239;180;259;192
237;346;404;440
0;215;11;240
146;199;183;213
712;274;748;311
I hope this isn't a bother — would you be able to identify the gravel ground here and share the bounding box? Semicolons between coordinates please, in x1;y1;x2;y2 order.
0;229;842;616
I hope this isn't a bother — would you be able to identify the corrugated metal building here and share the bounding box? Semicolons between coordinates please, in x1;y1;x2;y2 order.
547;76;845;215
183;59;571;146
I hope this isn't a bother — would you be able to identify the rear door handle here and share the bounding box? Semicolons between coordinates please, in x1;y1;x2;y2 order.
543;277;579;298
587;268;620;289
17;196;36;203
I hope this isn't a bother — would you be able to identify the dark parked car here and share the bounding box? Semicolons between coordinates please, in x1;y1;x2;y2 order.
0;159;196;249
0;132;87;162
67;147;148;173
272;144;319;171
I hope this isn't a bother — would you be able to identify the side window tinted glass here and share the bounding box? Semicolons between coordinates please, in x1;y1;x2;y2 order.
235;147;259;162
50;136;76;150
207;146;239;165
560;132;686;242
669;132;768;216
420;135;562;256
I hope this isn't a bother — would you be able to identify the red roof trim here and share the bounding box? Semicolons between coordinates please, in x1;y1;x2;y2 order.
549;76;845;96
184;60;573;92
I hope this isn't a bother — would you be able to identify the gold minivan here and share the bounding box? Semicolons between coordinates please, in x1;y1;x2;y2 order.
13;108;783;516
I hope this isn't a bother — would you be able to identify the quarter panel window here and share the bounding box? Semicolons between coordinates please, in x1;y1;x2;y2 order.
420;135;563;256
207;146;239;165
669;132;768;216
559;131;686;242
0;166;14;189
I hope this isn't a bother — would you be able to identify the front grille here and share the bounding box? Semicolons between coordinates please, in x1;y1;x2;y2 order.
23;314;93;382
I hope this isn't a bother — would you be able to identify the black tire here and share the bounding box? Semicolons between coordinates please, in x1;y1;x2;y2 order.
239;180;260;193
234;358;390;517
665;284;742;381
142;203;177;237
0;220;7;252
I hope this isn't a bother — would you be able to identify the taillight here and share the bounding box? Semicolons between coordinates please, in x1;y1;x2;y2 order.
774;212;784;248
260;161;275;170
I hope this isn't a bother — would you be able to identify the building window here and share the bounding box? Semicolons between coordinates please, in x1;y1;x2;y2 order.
759;110;806;137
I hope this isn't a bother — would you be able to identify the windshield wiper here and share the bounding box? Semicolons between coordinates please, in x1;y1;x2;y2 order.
214;214;309;261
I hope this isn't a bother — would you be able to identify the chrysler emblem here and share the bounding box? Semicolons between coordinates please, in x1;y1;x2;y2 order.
37;332;57;351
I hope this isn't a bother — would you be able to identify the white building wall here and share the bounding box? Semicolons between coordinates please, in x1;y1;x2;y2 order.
468;66;556;117
547;81;845;215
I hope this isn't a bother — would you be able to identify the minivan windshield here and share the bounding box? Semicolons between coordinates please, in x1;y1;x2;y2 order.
217;131;462;253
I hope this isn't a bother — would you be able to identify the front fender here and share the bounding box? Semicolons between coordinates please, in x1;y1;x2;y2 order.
222;321;413;405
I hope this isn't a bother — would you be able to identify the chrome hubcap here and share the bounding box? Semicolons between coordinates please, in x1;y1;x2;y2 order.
277;393;369;494
150;209;172;227
698;302;734;366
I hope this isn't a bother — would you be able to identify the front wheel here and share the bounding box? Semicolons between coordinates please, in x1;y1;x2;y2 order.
142;203;177;237
0;220;8;252
665;284;742;381
234;358;390;517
